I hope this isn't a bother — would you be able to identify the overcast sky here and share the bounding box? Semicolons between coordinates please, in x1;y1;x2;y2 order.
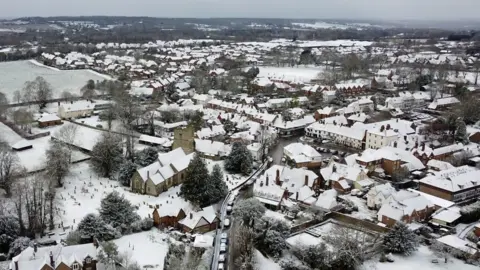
1;0;478;21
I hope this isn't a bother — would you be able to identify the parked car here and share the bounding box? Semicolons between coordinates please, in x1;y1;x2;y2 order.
226;206;233;214
224;218;231;227
218;262;225;270
220;243;227;253
218;254;226;263
221;232;228;240
221;238;228;244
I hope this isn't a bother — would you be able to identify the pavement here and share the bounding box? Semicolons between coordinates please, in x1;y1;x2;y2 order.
269;136;302;165
211;162;268;270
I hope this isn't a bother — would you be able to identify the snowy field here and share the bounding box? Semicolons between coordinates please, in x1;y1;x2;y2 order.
257;66;323;83
365;245;479;270
0;122;89;172
0;60;108;101
74;115;124;133
113;230;169;269
292;22;349;30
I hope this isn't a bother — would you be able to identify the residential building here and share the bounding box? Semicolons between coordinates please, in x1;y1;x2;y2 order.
365;126;399;150
377;190;435;227
366;183;396;210
436;235;479;258
38;114;63;128
352;118;416;136
58;101;94;119
430;208;462;227
419;166;480;202
305;123;365;149
426;159;455;171
320;161;373;192
178;206;219;233
194;139;231;159
11;242;98;270
273;115;315;137
283;143;322;168
153;208;187;229
314;106;336;120
130;148;194;196
323;90;337;103
412;143;463;164
428;97;460;110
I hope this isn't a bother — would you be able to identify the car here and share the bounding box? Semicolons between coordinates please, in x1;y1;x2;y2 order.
227;199;234;207
224;218;230;227
226;206;233;214
218;254;226;263
221;238;228;244
322;139;330;144
220;243;227;253
218;263;225;270
221;232;228;240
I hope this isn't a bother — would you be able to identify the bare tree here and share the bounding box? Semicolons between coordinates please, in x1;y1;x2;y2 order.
61;91;75;100
23;76;53;108
0;143;25;197
12;109;33;131
0;92;8;117
232;225;256;270
13;90;22;104
473;59;480;85
54;124;78;162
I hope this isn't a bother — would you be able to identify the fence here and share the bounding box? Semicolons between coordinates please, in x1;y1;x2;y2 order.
0;117;50;140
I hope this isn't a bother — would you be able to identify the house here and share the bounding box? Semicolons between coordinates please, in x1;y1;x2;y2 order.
196;125;226;140
430;208;462;227
474;223;480;237
178;206;219;233
428;97;460;110
412;143;463;164
305;122;365;149
153;208;187;228
377;190;435;227
194;139;231;159
283;143;322;168
365;125;399;150
426;159;454;171
130;148;194;196
11;242;98;270
38;114;63;128
366;183;396;210
58;101;94;119
419;165;480;202
192;94;213;105
312;189;339;212
253;173;288;210
320;161;373;192
273;115;315;137
138;134;172;149
323;90;337;103
314;107;336;120
436;235;479;258
247;143;263;161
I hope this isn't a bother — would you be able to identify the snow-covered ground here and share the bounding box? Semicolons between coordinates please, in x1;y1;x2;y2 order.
365;245;479;270
0;60;108;101
113;230;169;269
204;159;249;190
264;209;292;225
254;249;281;270
292;22;349;30
339;194;377;220
74;115;123;132
257;66;324;83
0;122;89;172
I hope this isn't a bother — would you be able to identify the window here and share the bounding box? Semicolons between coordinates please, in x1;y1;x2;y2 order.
85;257;92;264
72;263;80;270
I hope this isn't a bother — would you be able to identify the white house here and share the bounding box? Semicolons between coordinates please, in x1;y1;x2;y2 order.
283;143;322;166
58;101;94;119
365;128;399;150
305;123;365;149
366;183;396;209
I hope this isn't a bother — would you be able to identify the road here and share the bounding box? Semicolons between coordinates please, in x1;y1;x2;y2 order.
211;162;268;270
269;136;302;165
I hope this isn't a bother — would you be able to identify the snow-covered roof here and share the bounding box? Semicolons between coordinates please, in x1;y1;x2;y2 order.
306;122;366;141
314;189;338;210
426;159;454;171
431;208;461;223
194;139;231;157
38;113;61;122
437;235;478;255
178;205;217;230
419;165;480;192
283;143;322;164
378;190;434;222
138;135;171;147
59;101;94;113
196;125;226;139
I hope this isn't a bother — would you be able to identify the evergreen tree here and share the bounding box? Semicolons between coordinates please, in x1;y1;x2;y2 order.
134;147;158;167
382;222;419;255
77;213;119;241
232;198;266;226
180;154;211;206
99;191;140;229
225;142;253;175
454;119;468;144
118;160;137;187
8;237;31;259
0;215;20;254
208;164;228;205
91;133;123;178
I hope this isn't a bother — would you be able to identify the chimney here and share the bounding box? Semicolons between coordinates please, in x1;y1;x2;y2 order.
386;124;391;130
296;192;299;200
380;125;385;132
421;143;425;151
275;169;280;185
33;242;37;253
332;165;337;173
14;261;18;270
190;213;193;219
414;141;418;149
266;175;269;186
49;251;54;268
304;175;309;186
394;141;398;148
147;171;150;179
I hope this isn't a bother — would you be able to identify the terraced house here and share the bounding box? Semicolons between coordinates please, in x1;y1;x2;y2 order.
131;148;194;196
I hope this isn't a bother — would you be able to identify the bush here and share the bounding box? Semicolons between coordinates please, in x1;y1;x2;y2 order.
65;231;82;246
140;218;154;231
383;223;419;255
8;237;31;259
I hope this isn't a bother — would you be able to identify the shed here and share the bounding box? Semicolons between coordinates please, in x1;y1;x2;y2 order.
37;114;63;128
11;140;33;151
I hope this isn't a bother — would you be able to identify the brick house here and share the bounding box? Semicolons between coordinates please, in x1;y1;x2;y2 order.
377;190;435;227
11;243;98;270
38;114;63;128
419;166;480;202
411;143;463;164
178;206;219;233
152;208;187;228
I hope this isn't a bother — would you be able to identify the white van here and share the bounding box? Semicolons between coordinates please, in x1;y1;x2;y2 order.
224;218;231;227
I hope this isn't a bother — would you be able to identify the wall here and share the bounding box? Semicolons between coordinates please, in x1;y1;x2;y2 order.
330;212;390;233
419;183;452;201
